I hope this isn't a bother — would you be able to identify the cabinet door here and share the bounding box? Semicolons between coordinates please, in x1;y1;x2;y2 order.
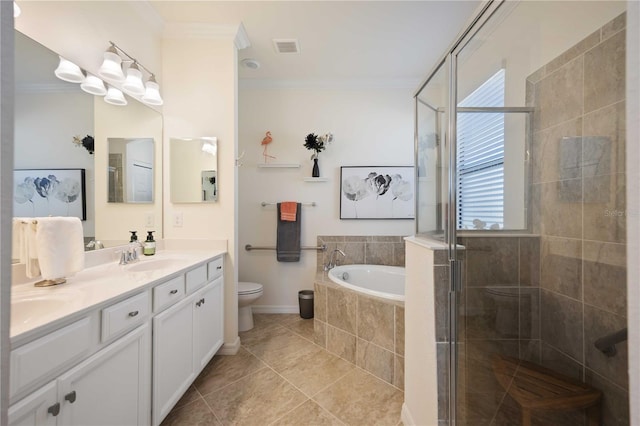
8;381;57;426
193;277;224;373
152;294;196;425
56;324;150;426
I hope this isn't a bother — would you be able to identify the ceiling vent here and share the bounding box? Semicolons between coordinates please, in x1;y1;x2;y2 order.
273;39;300;54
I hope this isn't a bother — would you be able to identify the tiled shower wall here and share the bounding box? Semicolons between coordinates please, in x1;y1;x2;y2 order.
528;12;628;425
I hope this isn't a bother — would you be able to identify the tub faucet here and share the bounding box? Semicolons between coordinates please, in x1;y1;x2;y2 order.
325;249;346;271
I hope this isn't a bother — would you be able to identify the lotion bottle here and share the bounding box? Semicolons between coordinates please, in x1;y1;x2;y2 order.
144;231;156;256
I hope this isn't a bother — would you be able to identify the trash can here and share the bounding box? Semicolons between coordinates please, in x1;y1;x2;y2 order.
298;290;314;319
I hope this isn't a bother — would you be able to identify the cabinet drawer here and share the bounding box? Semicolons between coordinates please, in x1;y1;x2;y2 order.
207;257;223;281
101;291;150;342
153;276;185;313
10;317;92;399
185;264;207;294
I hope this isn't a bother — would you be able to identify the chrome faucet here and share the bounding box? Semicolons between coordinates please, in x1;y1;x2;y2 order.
324;249;346;271
86;240;104;250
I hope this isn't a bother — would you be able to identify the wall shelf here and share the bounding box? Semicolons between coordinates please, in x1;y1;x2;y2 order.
257;163;300;168
303;177;329;182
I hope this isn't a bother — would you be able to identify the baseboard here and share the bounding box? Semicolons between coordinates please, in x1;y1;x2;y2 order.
401;403;415;426
217;336;240;355
252;305;299;314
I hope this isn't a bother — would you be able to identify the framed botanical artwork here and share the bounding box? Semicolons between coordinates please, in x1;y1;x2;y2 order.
14;168;87;220
340;166;415;219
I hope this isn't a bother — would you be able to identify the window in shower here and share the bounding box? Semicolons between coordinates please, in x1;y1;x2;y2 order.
456;68;505;230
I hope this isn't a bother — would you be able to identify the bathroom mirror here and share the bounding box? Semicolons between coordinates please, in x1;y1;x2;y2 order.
170;137;218;203
14;30;163;255
107;138;155;203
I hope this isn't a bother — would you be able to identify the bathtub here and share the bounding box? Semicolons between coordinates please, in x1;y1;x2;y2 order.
327;264;405;302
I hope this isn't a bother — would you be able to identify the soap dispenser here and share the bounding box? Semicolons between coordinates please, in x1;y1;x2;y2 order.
144;231;156;256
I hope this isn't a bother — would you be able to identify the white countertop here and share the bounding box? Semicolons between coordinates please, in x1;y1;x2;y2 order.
11;249;225;345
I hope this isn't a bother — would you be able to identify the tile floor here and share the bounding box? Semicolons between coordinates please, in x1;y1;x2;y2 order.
162;314;404;426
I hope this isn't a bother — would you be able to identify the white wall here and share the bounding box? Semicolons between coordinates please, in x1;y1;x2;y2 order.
15;91;95;237
626;0;639;423
239;86;415;309
162;31;240;348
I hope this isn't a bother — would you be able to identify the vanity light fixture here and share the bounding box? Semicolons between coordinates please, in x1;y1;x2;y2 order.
142;75;163;106
122;62;145;95
14;2;21;18
99;41;163;106
80;74;107;96
104;86;127;106
98;45;126;81
54;56;84;83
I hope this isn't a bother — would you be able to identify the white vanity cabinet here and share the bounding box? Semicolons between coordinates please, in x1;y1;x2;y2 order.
9;252;225;426
152;257;224;425
8;324;150;426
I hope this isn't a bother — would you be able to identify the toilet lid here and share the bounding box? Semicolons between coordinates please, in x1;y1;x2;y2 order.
238;282;263;295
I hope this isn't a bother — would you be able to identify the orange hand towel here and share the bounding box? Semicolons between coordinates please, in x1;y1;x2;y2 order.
280;201;298;221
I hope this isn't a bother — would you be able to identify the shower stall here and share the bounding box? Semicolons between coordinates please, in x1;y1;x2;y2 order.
415;1;629;424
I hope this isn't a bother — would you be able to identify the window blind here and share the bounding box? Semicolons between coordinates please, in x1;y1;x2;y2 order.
457;69;505;230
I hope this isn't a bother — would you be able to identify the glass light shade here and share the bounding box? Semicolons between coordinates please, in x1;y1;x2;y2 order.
14;2;21;18
54;57;84;83
122;64;145;95
142;80;163;106
104;87;127;106
99;50;125;81
80;74;107;96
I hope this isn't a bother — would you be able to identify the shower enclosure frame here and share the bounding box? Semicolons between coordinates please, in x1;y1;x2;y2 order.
412;1;536;424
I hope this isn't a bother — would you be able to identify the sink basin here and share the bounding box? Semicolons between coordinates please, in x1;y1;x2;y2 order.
11;294;73;327
125;258;185;273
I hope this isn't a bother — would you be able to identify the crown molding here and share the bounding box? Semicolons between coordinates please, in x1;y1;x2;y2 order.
128;1;165;36
239;78;421;90
235;23;251;50
163;22;251;49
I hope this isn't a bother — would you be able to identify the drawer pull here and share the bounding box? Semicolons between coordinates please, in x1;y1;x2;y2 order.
128;311;139;317
48;402;60;417
65;390;77;403
216;266;222;270
170;289;178;295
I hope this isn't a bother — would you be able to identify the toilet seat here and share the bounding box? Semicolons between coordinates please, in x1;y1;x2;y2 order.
238;282;263;295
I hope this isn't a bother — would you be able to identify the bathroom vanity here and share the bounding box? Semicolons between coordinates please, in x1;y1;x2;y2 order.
8;249;225;426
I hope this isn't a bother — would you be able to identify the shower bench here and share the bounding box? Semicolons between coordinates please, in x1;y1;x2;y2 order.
492;355;602;426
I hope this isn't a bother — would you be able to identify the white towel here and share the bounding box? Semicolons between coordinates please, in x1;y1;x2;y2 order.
35;217;84;280
12;218;41;278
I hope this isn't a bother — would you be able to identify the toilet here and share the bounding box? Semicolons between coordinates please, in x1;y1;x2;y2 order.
238;281;264;332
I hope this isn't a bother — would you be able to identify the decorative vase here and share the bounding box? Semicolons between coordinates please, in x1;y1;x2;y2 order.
312;158;320;177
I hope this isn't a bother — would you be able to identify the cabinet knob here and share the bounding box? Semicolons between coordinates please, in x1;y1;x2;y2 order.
195;301;201;307
48;402;61;417
65;390;77;403
216;266;222;270
170;289;178;295
128;310;139;317
201;298;205;305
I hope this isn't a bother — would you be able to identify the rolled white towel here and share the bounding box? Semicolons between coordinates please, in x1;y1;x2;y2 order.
35;217;84;280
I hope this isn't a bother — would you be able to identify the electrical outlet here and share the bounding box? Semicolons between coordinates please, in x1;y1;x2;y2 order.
173;212;183;227
145;213;154;228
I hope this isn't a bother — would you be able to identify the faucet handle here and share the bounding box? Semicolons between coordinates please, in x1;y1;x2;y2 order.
118;250;128;265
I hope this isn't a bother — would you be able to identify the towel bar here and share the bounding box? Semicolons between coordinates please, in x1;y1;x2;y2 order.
261;201;316;207
245;244;326;252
